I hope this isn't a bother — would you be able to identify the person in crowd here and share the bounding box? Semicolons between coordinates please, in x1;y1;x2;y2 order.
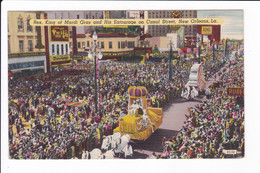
160;57;244;159
8;48;243;159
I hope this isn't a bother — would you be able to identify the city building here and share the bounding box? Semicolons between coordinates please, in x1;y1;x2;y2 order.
126;11;140;19
146;33;179;53
75;33;139;57
146;10;197;38
8;11;46;78
109;11;126;19
46;11;104;34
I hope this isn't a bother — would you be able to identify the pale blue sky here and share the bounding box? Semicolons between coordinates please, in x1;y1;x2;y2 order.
198;10;244;39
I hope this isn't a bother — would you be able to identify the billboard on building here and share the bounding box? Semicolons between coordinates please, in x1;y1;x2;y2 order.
50;26;70;42
197;25;221;42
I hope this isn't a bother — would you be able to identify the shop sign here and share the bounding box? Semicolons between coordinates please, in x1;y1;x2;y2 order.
201;26;212;35
50;26;70;42
227;87;244;96
50;55;70;62
8;52;45;58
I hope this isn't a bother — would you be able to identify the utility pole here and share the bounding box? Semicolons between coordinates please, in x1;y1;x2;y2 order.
169;39;173;81
44;13;51;74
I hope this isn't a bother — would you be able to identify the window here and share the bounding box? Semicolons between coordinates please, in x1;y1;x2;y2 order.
65;44;68;54
87;41;90;47
77;15;80;19
8;61;44;70
109;41;112;49
27;19;32;32
77;42;81;48
118;41;120;49
28;40;33;51
128;41;135;48
57;45;60;55
86;15;88;19
92;16;95;19
61;44;64;55
127;42;131;48
101;42;104;49
121;41;125;49
82;42;85;48
18;18;24;32
19;40;24;52
52;44;55;55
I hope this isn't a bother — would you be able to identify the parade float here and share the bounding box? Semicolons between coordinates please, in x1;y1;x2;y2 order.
186;63;206;94
113;86;163;141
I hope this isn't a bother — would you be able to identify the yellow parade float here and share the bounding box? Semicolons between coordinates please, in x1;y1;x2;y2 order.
113;86;163;141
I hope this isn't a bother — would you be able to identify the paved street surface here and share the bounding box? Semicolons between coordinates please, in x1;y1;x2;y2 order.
132;68;222;159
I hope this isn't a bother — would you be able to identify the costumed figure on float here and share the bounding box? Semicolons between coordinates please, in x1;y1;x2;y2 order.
113;86;163;141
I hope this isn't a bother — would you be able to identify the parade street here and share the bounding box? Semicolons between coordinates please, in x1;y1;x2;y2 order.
132;70;221;159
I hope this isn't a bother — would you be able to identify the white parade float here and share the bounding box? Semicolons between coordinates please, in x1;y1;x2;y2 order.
182;63;206;100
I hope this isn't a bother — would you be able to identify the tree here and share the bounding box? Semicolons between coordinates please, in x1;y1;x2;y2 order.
152;45;160;54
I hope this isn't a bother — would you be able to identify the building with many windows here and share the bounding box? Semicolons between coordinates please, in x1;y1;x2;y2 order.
8;11;45;54
146;10;197;37
46;11;104;34
75;33;138;53
8;11;47;78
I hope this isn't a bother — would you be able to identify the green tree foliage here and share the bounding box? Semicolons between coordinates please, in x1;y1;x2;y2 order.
152;45;160;54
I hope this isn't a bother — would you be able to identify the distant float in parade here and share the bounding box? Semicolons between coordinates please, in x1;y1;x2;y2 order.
182;63;206;100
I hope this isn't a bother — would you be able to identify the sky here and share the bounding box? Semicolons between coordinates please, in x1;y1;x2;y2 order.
198;10;244;40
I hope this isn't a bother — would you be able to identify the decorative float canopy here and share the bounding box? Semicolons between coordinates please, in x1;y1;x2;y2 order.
128;86;147;98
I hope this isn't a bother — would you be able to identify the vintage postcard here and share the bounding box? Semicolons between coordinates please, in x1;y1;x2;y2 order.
6;9;244;161
0;0;251;164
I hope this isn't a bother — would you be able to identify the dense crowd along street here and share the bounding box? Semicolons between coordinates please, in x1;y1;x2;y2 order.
8;45;244;159
159;60;244;158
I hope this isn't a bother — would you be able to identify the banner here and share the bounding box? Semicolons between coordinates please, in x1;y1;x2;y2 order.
30;18;224;26
50;26;70;42
227;87;244;96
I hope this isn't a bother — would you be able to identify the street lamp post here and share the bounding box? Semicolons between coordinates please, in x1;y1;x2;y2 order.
168;39;174;81
197;35;201;64
213;42;215;61
88;31;103;113
225;39;228;58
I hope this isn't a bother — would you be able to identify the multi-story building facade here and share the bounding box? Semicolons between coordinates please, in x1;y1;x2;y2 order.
46;11;104;34
146;10;197;38
109;11;126;19
8;11;47;78
126;11;140;19
74;33;140;60
8;11;45;54
76;33;138;52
